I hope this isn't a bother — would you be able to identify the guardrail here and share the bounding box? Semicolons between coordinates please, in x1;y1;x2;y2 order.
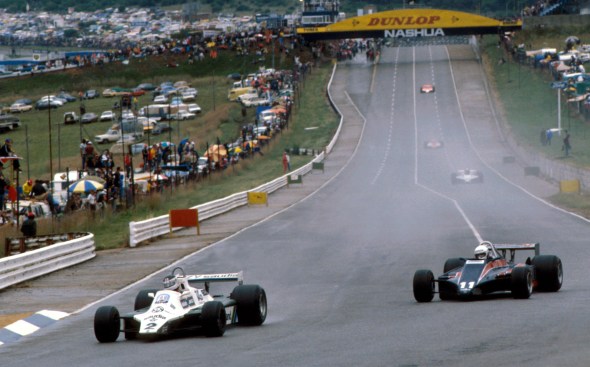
129;153;323;247
0;232;95;290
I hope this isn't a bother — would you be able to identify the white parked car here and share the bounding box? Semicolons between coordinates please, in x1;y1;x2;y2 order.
153;95;167;103
181;92;196;102
187;103;202;114
10;102;32;113
100;110;116;121
95;128;121;144
121;109;135;119
177;111;196;120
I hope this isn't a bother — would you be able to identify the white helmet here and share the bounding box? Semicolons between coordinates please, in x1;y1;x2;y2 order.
163;275;180;290
474;244;489;259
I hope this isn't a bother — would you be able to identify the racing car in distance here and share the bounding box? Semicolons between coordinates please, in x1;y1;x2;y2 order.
451;169;483;184
94;267;267;343
420;84;435;93
413;241;563;302
424;139;444;149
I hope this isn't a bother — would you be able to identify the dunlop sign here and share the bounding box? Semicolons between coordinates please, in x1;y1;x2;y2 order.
297;9;522;41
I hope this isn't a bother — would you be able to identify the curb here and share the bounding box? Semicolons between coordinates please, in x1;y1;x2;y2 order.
0;310;69;346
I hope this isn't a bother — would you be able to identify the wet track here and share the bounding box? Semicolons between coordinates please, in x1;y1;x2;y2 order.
2;45;590;366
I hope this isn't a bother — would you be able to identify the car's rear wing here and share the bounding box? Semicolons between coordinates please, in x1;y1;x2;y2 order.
187;272;244;285
494;243;540;260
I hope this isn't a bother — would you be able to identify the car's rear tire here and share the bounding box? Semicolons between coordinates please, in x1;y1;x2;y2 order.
134;289;158;311
94;306;120;343
511;267;533;299
231;284;268;326
201;301;226;337
532;255;563;292
413;270;435;303
443;258;465;273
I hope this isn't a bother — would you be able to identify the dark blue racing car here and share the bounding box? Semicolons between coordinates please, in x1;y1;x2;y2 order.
413;241;563;302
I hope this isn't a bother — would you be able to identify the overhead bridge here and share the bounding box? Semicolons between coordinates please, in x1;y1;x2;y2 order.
296;9;522;42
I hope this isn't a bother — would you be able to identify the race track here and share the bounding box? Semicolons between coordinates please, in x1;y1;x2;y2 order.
2;44;590;366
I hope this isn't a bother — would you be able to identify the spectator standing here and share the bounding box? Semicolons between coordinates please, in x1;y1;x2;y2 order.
0;138;21;172
80;139;87;169
124;153;132;177
20;212;37;237
87;190;97;213
563;130;571;156
282;151;290;173
0;169;7;210
545;129;553;145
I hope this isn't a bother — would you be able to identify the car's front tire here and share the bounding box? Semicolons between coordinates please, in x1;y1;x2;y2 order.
201;301;226;337
413;270;435;302
94;306;120;343
511;267;533;299
231;284;267;326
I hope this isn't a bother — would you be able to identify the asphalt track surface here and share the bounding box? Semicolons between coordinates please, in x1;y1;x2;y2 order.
2;45;590;366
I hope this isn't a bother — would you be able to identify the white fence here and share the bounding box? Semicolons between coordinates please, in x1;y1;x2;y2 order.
0;233;95;290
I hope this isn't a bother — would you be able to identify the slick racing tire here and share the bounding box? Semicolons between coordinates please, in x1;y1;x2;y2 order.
413;270;435;303
202;301;226;337
94;306;120;343
134;289;159;311
443;258;465;273
231;284;268;326
532;255;563;292
511;267;533;299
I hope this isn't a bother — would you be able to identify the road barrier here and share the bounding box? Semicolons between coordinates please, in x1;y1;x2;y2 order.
129;154;322;247
0;232;95;290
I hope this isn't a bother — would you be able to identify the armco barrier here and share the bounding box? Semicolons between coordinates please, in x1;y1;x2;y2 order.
129;155;321;247
0;232;95;290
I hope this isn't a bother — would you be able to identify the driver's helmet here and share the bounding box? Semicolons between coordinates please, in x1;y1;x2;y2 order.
163;275;180;290
474;243;490;260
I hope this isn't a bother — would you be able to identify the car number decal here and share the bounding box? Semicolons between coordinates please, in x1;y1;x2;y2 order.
460;281;475;289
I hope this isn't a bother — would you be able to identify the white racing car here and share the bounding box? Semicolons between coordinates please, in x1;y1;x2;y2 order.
451;169;483;184
94;267;267;342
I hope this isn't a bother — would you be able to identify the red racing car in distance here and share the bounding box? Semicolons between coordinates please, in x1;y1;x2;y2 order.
413;242;563;302
420;84;435;93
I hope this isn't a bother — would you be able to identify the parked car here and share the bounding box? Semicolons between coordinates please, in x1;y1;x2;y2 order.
187;103;202;114
100;110;116;122
56;92;77;102
85;89;99;99
35;99;61;110
153;95;167;103
152;121;172;135
95;128;122;144
10;102;32;113
181;91;196;102
81;112;98;124
63;112;79;125
14;98;32;105
171;111;196;120
136;83;156;91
